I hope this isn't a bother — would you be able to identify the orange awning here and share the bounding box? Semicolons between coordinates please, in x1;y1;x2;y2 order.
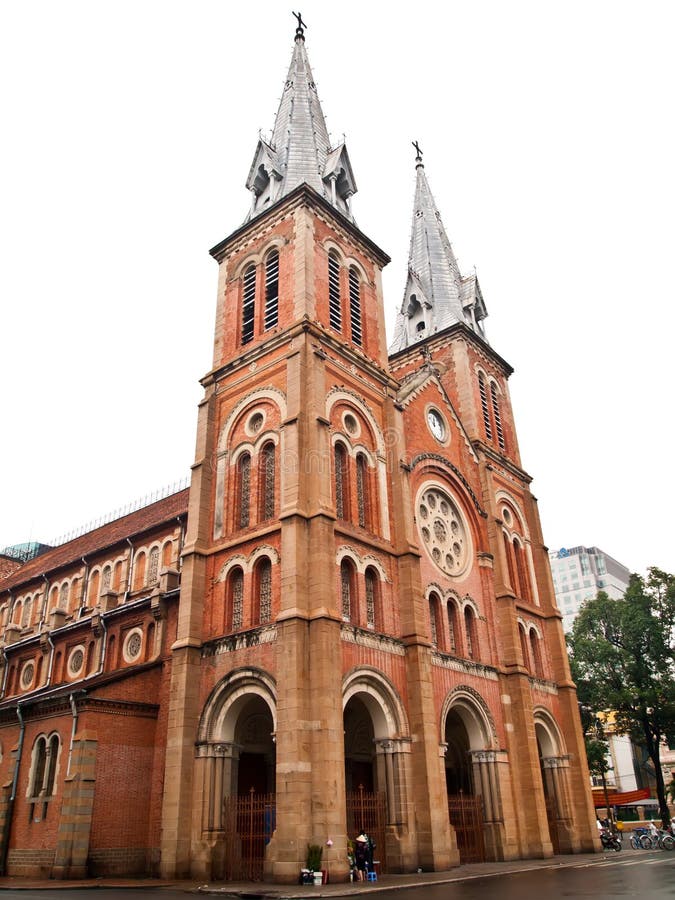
592;788;652;807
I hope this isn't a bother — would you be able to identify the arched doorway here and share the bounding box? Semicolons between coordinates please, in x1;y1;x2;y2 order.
442;689;502;863
195;669;277;881
344;695;375;792
535;714;572;854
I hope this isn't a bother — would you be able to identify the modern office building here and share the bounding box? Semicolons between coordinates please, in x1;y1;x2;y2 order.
548;547;630;632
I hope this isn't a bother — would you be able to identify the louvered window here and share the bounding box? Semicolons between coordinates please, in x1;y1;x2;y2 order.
447;601;458;653
228;568;243;631
479;374;492;440
356;454;368;528
328;251;341;330
349;266;362;345
365;568;376;629
429;593;440;646
491;382;505;450
264;250;279;330
341;560;353;621
242;264;256;344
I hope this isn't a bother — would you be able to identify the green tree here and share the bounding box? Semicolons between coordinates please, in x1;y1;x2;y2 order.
567;568;675;827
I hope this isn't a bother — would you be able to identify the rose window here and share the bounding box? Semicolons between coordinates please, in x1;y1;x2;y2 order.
417;486;468;576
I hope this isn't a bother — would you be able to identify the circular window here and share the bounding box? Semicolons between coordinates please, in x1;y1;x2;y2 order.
502;507;512;526
426;408;446;442
245;410;266;436
341;411;361;438
124;629;143;662
21;662;35;689
68;647;85;677
417;485;470;577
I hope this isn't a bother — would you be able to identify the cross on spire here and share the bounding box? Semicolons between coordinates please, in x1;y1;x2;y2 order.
293;11;307;37
412;140;423;164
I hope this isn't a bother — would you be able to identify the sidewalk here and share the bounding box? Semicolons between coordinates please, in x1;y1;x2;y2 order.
0;849;629;894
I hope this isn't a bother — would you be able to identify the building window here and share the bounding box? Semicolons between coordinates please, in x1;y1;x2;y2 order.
447;600;458;654
519;624;530;671
348;266;362;346
237;453;251;528
356;454;369;529
123;629;143;662
503;533;516;591
101;564;112;593
417;485;469;577
365;568;378;629
490;382;505;451
264;249;279;330
513;540;531;603
529;630;544;678
340;559;355;622
241;264;256;345
29;733;60;818
464;607;478;660
328;250;341;330
67;646;85;678
259;442;276;521
335;443;348;520
21;661;35;689
256;558;272;625
429;592;441;646
226;567;244;632
478;373;492;440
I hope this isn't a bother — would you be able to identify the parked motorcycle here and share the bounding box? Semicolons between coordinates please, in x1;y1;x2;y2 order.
600;828;622;852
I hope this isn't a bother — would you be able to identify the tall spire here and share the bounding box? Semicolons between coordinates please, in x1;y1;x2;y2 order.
244;14;357;222
389;145;488;354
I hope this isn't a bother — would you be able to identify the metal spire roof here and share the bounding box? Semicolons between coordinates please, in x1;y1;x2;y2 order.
389;146;488;354
244;16;356;223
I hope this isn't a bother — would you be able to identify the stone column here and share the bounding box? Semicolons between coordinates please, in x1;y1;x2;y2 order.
541;756;573;853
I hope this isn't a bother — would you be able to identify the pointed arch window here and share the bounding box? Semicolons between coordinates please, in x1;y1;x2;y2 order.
491;382;506;451
264;249;279;330
529;629;544;678
356;453;370;529
519;623;531;671
226;567;244;632
237;452;251;529
514;539;531;603
328;250;341;331
241;264;256;345
101;564;112;593
21;598;32;629
464;606;478;660
29;733;60;818
334;443;348;520
348;266;362;346
60;582;70;610
259;441;276;522
503;533;517;592
340;559;355;622
478;373;492;440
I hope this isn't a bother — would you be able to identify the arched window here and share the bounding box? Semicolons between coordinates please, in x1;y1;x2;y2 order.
147;547;160;586
519;623;530;671
133;555;145;592
464;607;478;660
264;249;279;330
29;737;47;798
13;601;22;625
491;382;505;451
101;564;112;593
259;441;276;522
514;539;531;603
328;250;341;330
255;558;272;625
226;567;244;632
503;533;516;592
89;570;101;601
429;592;441;647
348;266;362;345
241;263;256;345
162;541;173;568
334;443;348;520
529;629;544;678
237;452;251;528
365;567;381;631
21;598;32;628
340;559;355;622
356;453;370;529
29;733;60;813
478;373;492;440
447;599;459;654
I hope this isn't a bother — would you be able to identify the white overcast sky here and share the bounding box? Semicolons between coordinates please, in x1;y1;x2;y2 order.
1;1;673;576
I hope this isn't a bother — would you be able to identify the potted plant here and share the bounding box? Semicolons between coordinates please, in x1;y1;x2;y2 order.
307;843;323;883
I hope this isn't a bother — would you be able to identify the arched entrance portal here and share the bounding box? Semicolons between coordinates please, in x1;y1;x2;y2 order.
344;695;375;792
195;669;277;881
535;714;572;854
442;689;503;863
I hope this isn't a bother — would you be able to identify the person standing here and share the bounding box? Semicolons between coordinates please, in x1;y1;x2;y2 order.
354;833;368;881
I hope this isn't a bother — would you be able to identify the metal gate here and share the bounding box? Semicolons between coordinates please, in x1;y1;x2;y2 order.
222;790;275;881
346;785;387;873
447;793;486;863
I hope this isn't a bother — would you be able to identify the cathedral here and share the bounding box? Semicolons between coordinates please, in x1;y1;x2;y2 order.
0;17;598;882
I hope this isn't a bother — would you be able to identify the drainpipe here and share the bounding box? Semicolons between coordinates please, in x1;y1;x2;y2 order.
79;557;89;617
0;647;7;698
123;539;134;603
0;702;26;874
45;630;56;688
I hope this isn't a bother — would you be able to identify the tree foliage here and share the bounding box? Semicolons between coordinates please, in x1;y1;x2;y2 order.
567;567;675;826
